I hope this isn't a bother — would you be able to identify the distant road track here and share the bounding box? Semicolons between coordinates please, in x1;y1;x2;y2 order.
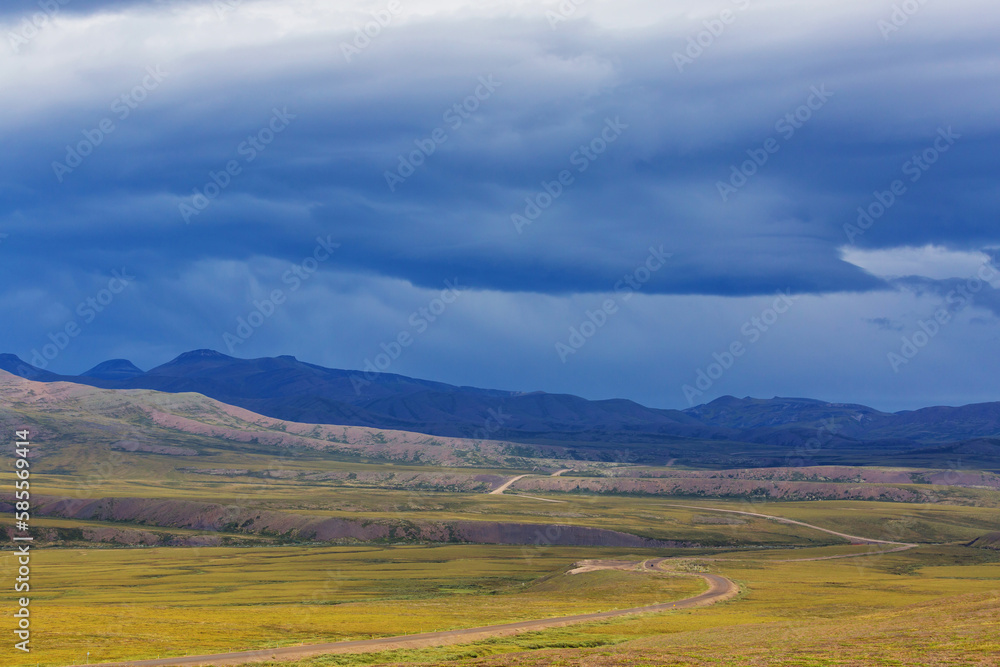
489;474;528;494
509;494;568;503
491;469;571;495
76;566;738;667
663;503;918;548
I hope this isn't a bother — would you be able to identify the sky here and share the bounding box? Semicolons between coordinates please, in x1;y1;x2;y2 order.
1;0;999;412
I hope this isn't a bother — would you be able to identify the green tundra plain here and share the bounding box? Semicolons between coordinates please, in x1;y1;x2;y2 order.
2;380;999;666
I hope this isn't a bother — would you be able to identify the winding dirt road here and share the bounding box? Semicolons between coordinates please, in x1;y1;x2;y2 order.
73;504;909;667
77;565;737;667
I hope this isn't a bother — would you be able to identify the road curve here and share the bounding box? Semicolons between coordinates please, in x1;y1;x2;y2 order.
489;474;528;494
75;569;738;667
490;469;571;495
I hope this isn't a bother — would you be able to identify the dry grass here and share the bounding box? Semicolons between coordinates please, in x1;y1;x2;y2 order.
211;545;1000;667
0;544;703;666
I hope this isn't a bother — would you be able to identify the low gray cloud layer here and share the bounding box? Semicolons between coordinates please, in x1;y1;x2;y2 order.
1;0;998;410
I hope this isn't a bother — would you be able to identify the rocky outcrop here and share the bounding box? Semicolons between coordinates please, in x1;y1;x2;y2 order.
968;532;1000;550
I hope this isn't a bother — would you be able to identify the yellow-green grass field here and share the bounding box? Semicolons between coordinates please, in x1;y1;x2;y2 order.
5;442;1000;666
201;545;1000;667
0;544;703;666
3;541;999;667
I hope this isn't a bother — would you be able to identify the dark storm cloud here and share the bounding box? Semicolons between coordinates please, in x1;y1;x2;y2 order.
2;0;1000;409
9;2;996;297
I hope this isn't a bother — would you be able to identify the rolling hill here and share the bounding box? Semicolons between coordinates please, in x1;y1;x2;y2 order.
2;350;999;468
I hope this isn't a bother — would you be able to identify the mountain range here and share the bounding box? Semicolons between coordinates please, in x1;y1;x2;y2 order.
2;349;999;468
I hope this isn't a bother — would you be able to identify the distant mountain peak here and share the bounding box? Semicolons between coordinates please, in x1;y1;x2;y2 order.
168;349;234;364
0;354;53;380
81;359;144;380
707;395;743;405
4;349;1000;454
